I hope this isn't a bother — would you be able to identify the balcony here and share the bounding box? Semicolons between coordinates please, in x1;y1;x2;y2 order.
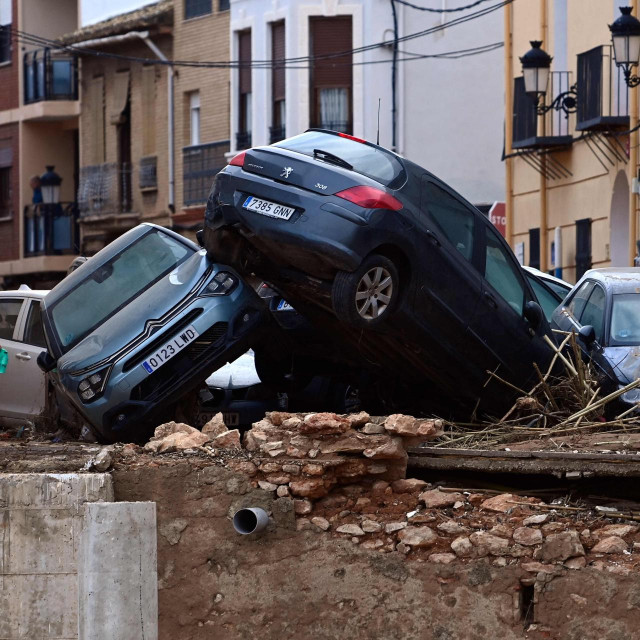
269;125;285;144
235;131;251;151
576;45;629;131
24;48;78;105
183;141;230;206
23;202;79;258
512;74;574;150
77;163;133;218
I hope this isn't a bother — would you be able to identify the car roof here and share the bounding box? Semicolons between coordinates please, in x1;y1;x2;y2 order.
523;266;571;289
0;289;49;298
578;268;640;293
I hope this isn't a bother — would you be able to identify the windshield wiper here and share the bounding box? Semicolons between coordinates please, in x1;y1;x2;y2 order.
313;148;353;171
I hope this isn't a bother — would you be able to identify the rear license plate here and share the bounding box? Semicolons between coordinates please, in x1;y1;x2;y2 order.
142;325;199;374
243;196;295;220
277;299;294;311
223;412;240;427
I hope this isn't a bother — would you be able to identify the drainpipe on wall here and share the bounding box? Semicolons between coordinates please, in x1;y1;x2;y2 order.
390;0;398;152
630;0;639;265
539;0;549;272
504;1;514;248
138;35;175;214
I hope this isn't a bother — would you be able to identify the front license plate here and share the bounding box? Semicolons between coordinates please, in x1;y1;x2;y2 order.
142;325;199;374
243;196;295;220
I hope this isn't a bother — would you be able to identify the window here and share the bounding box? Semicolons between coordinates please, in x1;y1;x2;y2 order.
310;16;352;133
0;0;11;64
526;273;561;322
0;299;22;341
576;218;592;280
484;227;525;315
580;285;606;343
237;30;252;149
567;281;594;320
529;228;540;270
271;21;285;143
23;301;46;348
0;166;10;218
185;0;212;19
610;293;640;345
421;181;474;261
89;76;105;164
189;91;200;146
219;0;229;10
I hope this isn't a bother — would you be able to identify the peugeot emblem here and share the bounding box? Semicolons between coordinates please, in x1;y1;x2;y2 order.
280;166;293;178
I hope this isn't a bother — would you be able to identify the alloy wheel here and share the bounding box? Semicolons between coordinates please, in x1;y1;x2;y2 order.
354;266;393;320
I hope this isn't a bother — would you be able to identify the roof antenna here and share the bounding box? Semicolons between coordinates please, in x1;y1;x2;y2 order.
376;98;381;145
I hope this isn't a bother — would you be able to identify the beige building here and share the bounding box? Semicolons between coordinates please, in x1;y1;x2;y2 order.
505;0;640;284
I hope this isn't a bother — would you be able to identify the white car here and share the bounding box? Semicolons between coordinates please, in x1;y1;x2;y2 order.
0;286;51;426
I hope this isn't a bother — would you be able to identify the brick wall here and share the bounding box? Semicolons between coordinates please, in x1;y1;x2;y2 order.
0;123;20;263
173;2;230;218
0;0;19;112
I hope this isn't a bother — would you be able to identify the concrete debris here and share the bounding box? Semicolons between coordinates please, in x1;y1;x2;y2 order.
201;413;228;437
91;447;113;472
513;527;543;547
420;489;464;508
523;514;549;526
311;517;330;531
336;524;365;536
429;553;456;564
144;422;210;453
591;536;628;554
211;429;241;449
469;531;509;556
398;526;438;548
540;531;585;562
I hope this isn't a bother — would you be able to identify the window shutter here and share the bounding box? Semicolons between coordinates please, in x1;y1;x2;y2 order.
528;228;540;270
310;17;352;87
141;66;156;156
90;76;105;164
239;30;251;94
272;21;285;101
575;218;592;280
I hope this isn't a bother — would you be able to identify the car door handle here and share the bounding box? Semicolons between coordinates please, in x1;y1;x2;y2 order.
425;229;441;247
483;292;498;309
16;352;31;361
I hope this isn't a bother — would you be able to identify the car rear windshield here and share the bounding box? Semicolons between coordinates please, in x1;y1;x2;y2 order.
50;230;192;351
610;293;640;346
274;131;406;188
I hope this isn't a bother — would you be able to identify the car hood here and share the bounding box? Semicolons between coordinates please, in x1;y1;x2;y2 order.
57;251;211;373
602;345;640;385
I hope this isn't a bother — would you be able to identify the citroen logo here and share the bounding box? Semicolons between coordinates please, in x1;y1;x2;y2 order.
280;166;293;178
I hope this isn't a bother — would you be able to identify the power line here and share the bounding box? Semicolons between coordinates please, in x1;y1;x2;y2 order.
3;0;512;69
393;0;496;12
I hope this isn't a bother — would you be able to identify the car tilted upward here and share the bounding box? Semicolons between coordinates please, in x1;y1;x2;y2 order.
38;223;266;442
204;129;555;418
551;268;640;414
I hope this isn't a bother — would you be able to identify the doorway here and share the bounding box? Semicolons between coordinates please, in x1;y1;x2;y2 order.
610;170;629;267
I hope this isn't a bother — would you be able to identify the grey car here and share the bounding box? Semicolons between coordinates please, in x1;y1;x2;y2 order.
38;223;266;442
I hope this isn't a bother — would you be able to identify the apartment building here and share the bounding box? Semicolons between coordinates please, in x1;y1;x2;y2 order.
505;0;639;283
228;0;505;208
0;0;79;289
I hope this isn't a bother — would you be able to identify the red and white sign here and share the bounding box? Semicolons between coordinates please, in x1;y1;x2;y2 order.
488;201;506;237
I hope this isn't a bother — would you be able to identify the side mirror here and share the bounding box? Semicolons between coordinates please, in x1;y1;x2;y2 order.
196;229;204;248
37;350;57;373
578;325;596;348
524;301;543;331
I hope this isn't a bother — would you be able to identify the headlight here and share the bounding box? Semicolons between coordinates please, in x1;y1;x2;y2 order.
201;271;238;296
621;388;640;405
77;367;111;404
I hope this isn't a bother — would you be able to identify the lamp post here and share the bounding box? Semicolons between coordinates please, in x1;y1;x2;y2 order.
520;41;577;116
610;6;640;87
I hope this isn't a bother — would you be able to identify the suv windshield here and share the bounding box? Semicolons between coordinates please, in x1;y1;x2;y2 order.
610;293;640;346
275;130;406;188
50;230;192;350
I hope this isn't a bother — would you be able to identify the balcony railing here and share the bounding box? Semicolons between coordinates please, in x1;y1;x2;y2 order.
310;121;350;134
512;74;574;149
183;140;230;206
576;45;629;131
24;48;78;105
269;125;285;144
235;131;251;151
24;202;79;257
77;163;133;217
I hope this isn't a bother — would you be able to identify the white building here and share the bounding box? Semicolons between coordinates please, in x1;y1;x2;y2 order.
229;0;504;206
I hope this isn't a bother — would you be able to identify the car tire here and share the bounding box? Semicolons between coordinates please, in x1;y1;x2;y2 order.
332;254;399;327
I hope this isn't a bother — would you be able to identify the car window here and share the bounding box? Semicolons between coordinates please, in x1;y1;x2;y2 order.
484;227;525;315
23;300;47;348
526;273;561;321
543;279;571;300
50;229;192;350
0;299;23;341
610;293;640;345
580;285;606;343
567;281;594;320
422;181;475;262
274;130;406;188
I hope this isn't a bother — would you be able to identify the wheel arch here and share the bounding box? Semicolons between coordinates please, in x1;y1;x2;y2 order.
367;243;412;295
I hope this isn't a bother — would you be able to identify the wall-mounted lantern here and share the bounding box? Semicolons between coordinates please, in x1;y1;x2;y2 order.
40;165;62;204
610;6;640;88
520;41;578;117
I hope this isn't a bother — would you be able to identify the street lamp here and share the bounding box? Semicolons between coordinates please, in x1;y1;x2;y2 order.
40;165;62;204
610;6;640;88
520;41;578;116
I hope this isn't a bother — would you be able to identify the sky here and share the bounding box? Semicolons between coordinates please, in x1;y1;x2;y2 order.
81;0;155;26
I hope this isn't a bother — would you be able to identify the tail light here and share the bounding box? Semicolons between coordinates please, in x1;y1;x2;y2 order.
229;150;247;167
335;186;403;211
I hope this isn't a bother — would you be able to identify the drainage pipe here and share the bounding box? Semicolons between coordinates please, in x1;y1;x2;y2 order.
233;508;269;535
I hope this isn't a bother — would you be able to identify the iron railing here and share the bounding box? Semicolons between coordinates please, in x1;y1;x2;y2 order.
23;202;79;257
576;45;629;131
185;0;212;19
23;48;78;104
310;120;350;134
269;125;285;144
235;131;251;150
183;140;230;206
77;163;133;217
139;156;157;190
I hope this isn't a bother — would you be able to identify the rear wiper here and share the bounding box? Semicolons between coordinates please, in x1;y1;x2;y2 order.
313;148;353;171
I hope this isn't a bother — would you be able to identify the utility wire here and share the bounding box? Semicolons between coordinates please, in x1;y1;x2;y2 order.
393;0;495;12
3;0;512;69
